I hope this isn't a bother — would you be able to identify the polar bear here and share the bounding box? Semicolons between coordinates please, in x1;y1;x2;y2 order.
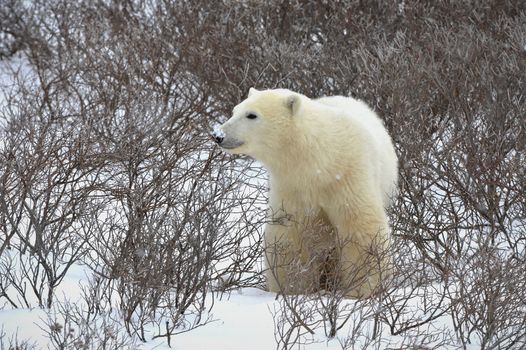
214;88;398;298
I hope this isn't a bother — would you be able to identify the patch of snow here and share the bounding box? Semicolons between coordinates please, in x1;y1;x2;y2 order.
0;308;48;348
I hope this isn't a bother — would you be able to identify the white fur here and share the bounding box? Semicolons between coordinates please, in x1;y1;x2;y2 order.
315;95;398;206
218;88;398;297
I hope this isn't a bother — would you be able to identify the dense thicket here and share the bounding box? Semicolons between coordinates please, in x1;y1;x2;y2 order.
1;1;525;349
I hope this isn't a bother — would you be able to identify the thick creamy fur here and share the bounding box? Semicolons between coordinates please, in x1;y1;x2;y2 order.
218;88;398;297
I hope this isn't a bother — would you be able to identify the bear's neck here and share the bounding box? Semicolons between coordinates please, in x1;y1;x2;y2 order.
262;104;335;186
263;135;328;187
262;114;331;178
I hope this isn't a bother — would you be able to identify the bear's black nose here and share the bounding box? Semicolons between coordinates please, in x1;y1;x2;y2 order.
211;127;225;145
214;135;224;144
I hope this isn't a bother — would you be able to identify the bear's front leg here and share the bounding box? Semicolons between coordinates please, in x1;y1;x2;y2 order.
325;200;391;298
264;222;296;293
264;217;321;295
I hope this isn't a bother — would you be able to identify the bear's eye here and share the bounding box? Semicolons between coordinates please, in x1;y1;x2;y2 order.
246;113;258;120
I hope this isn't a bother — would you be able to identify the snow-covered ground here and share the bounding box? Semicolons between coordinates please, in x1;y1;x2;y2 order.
0;261;481;350
0;263;341;349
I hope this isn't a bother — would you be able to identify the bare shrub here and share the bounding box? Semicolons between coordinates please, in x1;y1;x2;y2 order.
0;0;266;344
0;327;38;350
39;301;140;350
0;56;104;308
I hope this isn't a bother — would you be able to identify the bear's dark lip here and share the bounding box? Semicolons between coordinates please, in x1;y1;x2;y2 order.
219;141;244;150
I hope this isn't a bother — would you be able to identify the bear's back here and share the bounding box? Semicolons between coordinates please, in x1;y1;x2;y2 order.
315;95;398;206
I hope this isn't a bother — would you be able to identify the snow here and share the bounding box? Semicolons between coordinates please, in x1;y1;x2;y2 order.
0;308;48;348
0;260;469;349
0;266;345;349
171;288;280;350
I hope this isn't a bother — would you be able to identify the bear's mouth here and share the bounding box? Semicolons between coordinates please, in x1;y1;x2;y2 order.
219;139;244;150
211;128;244;150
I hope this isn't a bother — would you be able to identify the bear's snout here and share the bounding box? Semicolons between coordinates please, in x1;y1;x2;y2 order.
212;124;244;150
213;133;224;144
212;126;225;145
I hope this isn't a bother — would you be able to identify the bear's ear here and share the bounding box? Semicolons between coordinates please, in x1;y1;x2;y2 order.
286;94;301;116
248;87;259;97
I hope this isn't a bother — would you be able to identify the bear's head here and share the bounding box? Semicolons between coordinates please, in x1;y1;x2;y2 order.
213;88;302;164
